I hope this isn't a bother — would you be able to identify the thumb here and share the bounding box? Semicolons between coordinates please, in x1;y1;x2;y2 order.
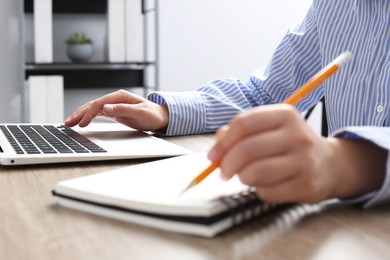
207;125;229;163
103;103;135;117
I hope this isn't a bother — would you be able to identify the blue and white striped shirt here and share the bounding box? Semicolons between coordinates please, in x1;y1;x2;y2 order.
148;0;390;207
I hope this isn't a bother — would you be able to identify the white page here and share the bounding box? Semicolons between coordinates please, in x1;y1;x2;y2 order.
55;153;249;217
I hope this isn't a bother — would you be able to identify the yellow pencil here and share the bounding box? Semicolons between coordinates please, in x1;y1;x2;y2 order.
181;51;353;194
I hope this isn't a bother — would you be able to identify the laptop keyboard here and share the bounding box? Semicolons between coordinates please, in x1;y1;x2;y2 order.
0;125;107;154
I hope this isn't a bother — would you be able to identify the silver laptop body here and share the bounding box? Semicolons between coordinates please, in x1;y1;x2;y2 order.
0;123;190;166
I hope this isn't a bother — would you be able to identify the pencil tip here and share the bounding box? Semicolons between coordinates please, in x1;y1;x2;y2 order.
180;181;196;196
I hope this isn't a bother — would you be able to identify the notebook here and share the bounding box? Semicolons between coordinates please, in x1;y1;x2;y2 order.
0;123;190;165
52;153;278;237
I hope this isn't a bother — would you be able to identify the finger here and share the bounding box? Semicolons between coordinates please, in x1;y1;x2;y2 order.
64;104;90;127
103;103;139;118
238;154;298;187
219;127;292;180
102;104;142;129
65;94;116;126
208;104;299;162
97;89;144;106
215;125;229;142
208;125;229;161
78;90;143;127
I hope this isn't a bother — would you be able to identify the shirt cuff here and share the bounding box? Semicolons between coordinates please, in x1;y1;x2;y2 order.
147;91;207;136
332;126;390;208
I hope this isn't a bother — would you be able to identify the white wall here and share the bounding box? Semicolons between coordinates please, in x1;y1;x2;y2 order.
0;0;23;122
159;0;312;91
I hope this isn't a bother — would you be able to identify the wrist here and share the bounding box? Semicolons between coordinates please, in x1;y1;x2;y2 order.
157;104;169;131
327;137;387;199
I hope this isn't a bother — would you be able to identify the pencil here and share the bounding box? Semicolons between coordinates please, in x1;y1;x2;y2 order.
181;51;353;194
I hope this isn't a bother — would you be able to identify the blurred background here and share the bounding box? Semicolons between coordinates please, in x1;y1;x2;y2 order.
0;0;311;122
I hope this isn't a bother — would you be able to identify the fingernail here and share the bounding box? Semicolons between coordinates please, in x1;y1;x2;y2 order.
104;104;114;114
220;171;232;181
207;148;219;162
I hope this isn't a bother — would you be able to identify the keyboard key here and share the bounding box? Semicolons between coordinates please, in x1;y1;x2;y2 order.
1;125;107;155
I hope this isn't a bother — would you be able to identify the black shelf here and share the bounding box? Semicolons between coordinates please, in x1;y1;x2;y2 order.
24;0;108;14
25;62;155;70
25;63;145;89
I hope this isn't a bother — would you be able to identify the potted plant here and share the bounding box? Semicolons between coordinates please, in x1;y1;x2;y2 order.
65;32;94;63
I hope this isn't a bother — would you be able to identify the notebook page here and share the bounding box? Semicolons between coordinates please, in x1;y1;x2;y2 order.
55;153;249;217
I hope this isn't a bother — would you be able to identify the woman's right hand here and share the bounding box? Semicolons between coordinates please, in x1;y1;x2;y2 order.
64;89;169;131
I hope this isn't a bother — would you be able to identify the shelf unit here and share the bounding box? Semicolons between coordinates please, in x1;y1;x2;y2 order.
23;0;159;96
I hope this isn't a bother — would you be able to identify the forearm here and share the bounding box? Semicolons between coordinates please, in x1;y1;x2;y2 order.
328;137;387;200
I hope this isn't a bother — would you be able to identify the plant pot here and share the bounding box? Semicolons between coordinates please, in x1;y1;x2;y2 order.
66;44;94;63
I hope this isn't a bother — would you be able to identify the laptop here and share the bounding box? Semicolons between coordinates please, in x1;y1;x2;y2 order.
0;123;191;166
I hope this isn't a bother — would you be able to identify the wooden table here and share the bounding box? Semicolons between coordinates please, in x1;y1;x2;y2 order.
2;134;390;260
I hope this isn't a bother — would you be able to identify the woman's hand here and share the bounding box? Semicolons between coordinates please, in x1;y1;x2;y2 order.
208;104;386;204
64;89;169;131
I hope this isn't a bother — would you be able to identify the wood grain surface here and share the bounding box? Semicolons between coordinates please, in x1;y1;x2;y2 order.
1;134;390;260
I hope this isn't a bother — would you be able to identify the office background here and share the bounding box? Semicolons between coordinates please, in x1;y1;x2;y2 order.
0;0;311;123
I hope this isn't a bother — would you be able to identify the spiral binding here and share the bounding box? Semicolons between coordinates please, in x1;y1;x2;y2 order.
219;187;277;229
